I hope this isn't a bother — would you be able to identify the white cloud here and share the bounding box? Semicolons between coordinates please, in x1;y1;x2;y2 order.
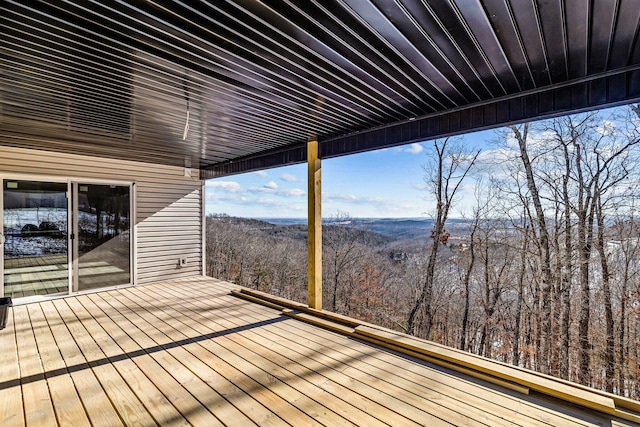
206;181;243;193
405;143;423;154
282;188;305;197
246;197;306;212
280;173;299;182
264;181;278;189
206;192;244;202
247;185;304;197
253;171;268;177
324;192;419;214
206;190;306;215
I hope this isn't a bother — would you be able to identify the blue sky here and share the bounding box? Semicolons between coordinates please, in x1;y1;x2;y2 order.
205;129;491;219
206;105;634;219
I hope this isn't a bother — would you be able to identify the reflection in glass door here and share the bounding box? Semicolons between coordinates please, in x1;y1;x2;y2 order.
2;180;69;298
75;183;130;292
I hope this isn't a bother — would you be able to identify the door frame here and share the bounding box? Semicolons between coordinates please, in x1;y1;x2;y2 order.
1;173;136;301
0;174;71;299
70;179;135;294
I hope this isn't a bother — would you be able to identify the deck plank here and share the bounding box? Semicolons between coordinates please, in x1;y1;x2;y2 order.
80;290;287;426
176;279;614;427
64;295;188;427
218;281;611;426
126;286;400;427
0;307;25;427
239;305;594;427
84;293;224;427
96;289;284;427
214;299;520;426
161;283;513;427
77;297;286;427
13;304;57;427
97;288;332;427
26;303;91;427
44;299;150;427
141;284;459;427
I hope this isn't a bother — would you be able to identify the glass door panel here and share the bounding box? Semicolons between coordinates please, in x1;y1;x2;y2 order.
76;184;130;291
2;180;69;298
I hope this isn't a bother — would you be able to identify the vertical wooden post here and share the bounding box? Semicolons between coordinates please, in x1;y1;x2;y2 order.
307;140;322;310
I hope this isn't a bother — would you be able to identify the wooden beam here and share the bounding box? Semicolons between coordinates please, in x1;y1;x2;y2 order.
307;140;322;310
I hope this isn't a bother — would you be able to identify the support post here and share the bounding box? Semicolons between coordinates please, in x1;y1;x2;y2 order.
307;140;322;310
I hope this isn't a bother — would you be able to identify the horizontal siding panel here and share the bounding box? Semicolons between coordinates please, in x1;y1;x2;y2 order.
138;222;200;232
137;271;202;284
138;203;200;213
0;154;197;183
138;229;200;239
140;197;200;203
137;214;200;221
136;259;200;268
138;201;201;210
139;211;201;218
0;146;203;286
137;245;201;254
0;161;181;182
137;243;201;252
137;242;201;251
0;149;200;181
137;265;202;276
136;251;202;261
138;202;201;209
137;214;201;221
138;262;201;274
136;190;202;199
135;182;203;192
135;226;201;233
138;207;203;215
138;254;200;268
138;245;201;253
137;237;202;246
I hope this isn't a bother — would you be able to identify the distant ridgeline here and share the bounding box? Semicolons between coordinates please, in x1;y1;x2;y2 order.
257;217;475;241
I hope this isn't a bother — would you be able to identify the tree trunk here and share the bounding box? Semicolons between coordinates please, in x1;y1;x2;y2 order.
560;141;572;380
407;218;443;337
619;252;629;395
595;194;615;392
577;209;593;385
551;215;562;377
460;218;478;351
513;222;528;366
512;124;553;375
571;136;593;386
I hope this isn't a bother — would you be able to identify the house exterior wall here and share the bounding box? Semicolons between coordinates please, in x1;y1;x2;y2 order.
0;146;203;285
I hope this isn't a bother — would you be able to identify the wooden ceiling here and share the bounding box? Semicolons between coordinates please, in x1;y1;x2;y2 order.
2;1;640;177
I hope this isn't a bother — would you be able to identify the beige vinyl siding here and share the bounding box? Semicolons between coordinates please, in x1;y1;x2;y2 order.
0;146;202;285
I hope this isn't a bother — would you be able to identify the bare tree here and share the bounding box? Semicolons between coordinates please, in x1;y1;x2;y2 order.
459;211;479;351
406;137;480;338
323;212;367;312
513;215;529;366
510;123;554;374
477;223;509;358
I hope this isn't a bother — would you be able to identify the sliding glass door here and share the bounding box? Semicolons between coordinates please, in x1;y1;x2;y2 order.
2;179;69;298
74;183;131;292
2;178;132;299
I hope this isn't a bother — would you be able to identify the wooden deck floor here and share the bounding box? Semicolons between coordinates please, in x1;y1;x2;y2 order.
0;277;636;426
